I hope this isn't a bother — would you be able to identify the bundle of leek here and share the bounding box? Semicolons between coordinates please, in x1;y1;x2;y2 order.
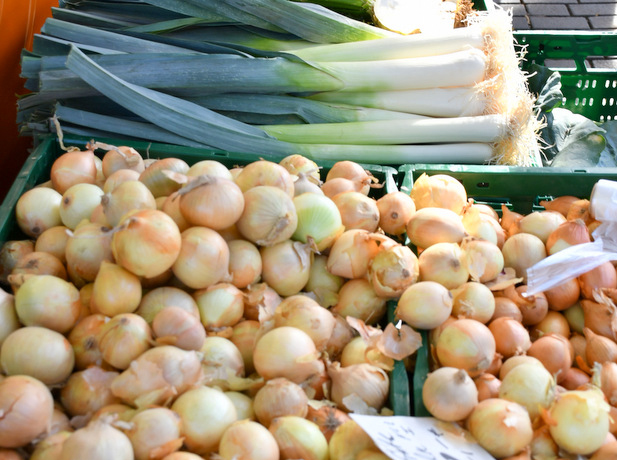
18;0;541;166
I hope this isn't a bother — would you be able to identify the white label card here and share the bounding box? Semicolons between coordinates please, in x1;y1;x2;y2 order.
349;415;495;460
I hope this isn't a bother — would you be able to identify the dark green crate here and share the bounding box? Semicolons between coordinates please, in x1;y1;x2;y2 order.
0;134;411;417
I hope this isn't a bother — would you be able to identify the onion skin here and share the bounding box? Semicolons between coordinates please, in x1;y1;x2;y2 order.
59;366;121;417
328;361;389;412
125;407;183;460
475;373;501;401
253;378;308;427
59;419;134;460
306;404;351;442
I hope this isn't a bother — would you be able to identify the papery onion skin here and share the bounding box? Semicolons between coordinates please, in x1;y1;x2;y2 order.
279;154;320;185
219;420;280;460
97;313;153;370
332;191;380;232
488;317;531;359
230;320;260;375
327;229;391;279
152;306;206;351
30;430;72;460
139;157;189;198
578;261;617;300
227;239;262;289
194;283;244;332
103;168;142;194
65;222;114;283
518;211;567;245
125;407;183;460
101;180;157;228
34;226;69;264
253;378;308;427
225;391;255;422
269;416;329;460
326;161;374;196
260;240;313;297
101;146;145;177
136;286;199;325
527;333;572;383
59;366;121;417
328;361;389;412
0;375;54;448
60;183;105;230
451;281;495;324
0;290;19;348
0;240;35;284
68;314;107;370
199;336;245;389
367;244;419;299
475;373;501;401
58;419;134;460
235;160;295;197
461;237;505;283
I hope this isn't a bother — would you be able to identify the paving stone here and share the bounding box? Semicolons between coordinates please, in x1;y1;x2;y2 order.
569;3;617;15
512;15;532;28
526;4;570;15
588;15;617;28
530;16;591;28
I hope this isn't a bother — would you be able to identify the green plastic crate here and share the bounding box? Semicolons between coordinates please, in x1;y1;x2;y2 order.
0;134;411;417
399;163;617;416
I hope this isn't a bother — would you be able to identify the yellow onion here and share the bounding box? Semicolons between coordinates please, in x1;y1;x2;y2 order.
279;154;320;185
410;173;467;214
161;192;190;232
101;180;157;227
98;313;152;370
325;314;355;361
548;388;610;455
60;366;120;417
65;222;114;282
112;209;182;279
376;191;415;236
367;243;419;298
544;277;581;311
253;326;325;384
451;281;495;323
14;274;80;333
0;375;54;448
332;191;380;232
585;327;617;368
227;239;262;289
499;362;555;422
327;230;394;279
527;333;572;383
91;261;142;316
269;416;328;460
0;326;74;385
579;261;617;300
328;420;379;460
530;310;571;341
160;453;204;460
461;205;498;245
50;149;97;194
111;346;203;408
395;280;452;330
225;391;255;421
435;318;496;377
328;361;389;412
274;295;335;351
499;355;545;381
500;204;523;231
293;172;323;196
242;282;282;322
332;278;387;325
340;336;372;367
475;373;501;401
235;160;295;197
418;242;469;289
59;183;104;230
15;187;63;237
230;320;260;375
304;254;343;308
306;403;351;442
591;441;617;460
422;367;478;422
124;407;183;460
570;332;588;369
461;237;505;283
321;177;359;199
35;226;70;264
9;251;67;291
406;207;466;249
292;192;345;252
186;159;232;179
152;306;205;350
136;286;199;325
30;430;72;460
253;378;308;427
103;168;141;194
219;420;279;460
489;317;531;358
518;210;567;244
501;232;547;283
546;218;591;255
58;418;133;460
199;336;245;388
171;386;237;455
194;283;244;332
139;157;189;198
101;145;145;177
0;290;19;348
561;367;591;390
0;240;35;283
261;239;314;297
178;176;244;230
540;195;580;217
325;161;376;196
172;226;230;289
504;285;549;326
237;186;298;247
467;398;533;458
594;362;617;406
68;314;107;370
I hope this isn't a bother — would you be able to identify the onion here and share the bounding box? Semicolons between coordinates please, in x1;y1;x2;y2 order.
499;355;545;380
293;172;323;196
321;177;359;199
101;146;144;177
68;314;107;370
326;161;376;196
579;261;617;300
50;149;97;194
279;154;320;185
461;206;498;245
15;187;63;237
219;420;279;460
530;310;570;341
451;281;495;323
60;183;104;230
227;239;262;289
101;180;157;228
185;159;231;179
171;386;237;455
35;226;70;264
530;424;559;460
499;362;555;422
253;378;308;427
540;195;580;217
585;327;617;368
591;441;617;460
124;407;183;460
253;326;325;384
561;366;591;390
422;367;478;422
332;191;380;232
152;306;205;350
235;160;295;197
527;333;572;383
199;336;245;388
328;419;379;460
172;226;230;289
111;346;203;408
327;229;390;279
367;243;419;299
500;205;523;231
9;251;68;290
340;336;371;367
225;391;255;421
395;281;453;330
435;318;496;377
136;286;199;325
269;416;328;460
139;157;189;198
274;295;335;351
261;239;313;297
489;317;531;358
306;403;351;443
30;430;72;460
325;314;355;361
97;313;152;370
548;388;610;455
292;192;344;252
237;186;298;247
160;453;204;460
0;326;74;385
230;320;260;375
0;290;19;348
103;169;141;195
178;176;244;230
161;192;190;232
328;361;389;412
406;207;466;249
546;218;591;255
461;237;505;283
194;283;244;332
304;254;344;309
501;232;547;283
544;277;581;311
376;191;415;236
418;242;469;289
91;261;142;317
14;274;80;333
59;418;133;460
65;222;114;283
242;282;282;322
60;366;120;417
112;209;182;279
0;375;54;448
491;296;523;322
504;285;549;326
0;240;35;284
518;210;567;244
410;173;467;215
475;373;501;401
466;398;533;458
332;278;387;325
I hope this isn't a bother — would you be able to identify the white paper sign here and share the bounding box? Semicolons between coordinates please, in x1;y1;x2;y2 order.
350;415;495;460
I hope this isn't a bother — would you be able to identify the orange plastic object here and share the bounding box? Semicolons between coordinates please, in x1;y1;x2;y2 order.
0;0;57;202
